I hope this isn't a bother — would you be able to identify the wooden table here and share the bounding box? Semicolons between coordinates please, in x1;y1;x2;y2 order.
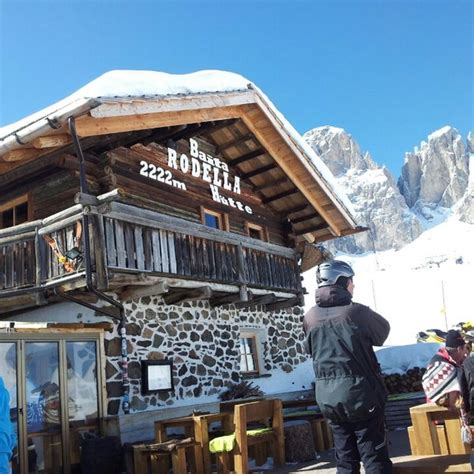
409;403;471;455
155;412;233;474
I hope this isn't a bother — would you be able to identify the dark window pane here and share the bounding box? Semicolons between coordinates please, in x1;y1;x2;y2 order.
249;227;263;240
204;213;220;229
2;209;14;228
15;202;28;225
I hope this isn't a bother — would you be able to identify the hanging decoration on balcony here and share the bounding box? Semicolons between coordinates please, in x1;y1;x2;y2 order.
43;221;83;273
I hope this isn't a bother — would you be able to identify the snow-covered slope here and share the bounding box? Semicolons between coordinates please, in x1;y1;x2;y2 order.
303;215;474;346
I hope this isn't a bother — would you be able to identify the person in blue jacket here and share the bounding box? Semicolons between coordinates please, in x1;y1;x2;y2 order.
0;376;16;474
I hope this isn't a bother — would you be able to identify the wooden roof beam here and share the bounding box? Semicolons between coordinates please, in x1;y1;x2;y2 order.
32;134;71;149
163;286;213;305
284;204;309;216
228;148;266;167
74;106;243;137
294;222;328;236
254;177;288;192
264;295;304;311
3;148;40;162
241;101;344;236
167;120;235;144
241;163;278;180
215;133;255;154
290;213;319;224
209;292;242;307
234;293;277;309
261;188;299;204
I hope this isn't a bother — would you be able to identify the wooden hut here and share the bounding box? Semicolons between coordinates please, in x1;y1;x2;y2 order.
0;70;363;472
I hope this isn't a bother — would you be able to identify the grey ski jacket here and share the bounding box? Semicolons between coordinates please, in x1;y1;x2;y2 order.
304;285;390;423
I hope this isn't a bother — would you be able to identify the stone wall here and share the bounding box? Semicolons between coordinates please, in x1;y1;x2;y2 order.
104;296;307;415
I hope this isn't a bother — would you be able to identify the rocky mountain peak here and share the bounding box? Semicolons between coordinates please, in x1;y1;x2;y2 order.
304;126;377;176
398;126;469;210
304;126;423;253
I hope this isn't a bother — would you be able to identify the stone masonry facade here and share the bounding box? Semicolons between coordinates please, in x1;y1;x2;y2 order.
104;296;307;415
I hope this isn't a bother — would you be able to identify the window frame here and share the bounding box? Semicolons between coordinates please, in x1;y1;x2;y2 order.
200;206;229;231
239;334;259;375
0;194;31;229
239;328;268;376
245;222;268;242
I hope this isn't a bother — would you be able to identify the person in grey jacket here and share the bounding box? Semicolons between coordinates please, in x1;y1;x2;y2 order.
304;260;392;474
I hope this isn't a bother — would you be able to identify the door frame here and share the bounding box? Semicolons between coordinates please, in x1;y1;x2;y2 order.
0;330;106;474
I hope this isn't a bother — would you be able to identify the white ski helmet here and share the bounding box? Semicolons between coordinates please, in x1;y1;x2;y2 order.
316;260;354;287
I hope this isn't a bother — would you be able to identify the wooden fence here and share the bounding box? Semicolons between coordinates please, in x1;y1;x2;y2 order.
0;200;301;296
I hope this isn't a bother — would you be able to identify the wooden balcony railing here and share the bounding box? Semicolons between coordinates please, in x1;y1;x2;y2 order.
0;195;301;301
101;202;300;291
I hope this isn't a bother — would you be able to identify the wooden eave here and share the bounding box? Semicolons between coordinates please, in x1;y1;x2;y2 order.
0;90;362;242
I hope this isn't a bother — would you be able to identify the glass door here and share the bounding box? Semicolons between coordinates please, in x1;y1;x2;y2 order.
65;341;100;474
0;334;103;474
25;342;63;474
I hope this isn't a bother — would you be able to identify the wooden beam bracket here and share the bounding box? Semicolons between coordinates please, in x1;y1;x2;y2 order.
228;148;266;167
233;293;277;309
294;222;328;236
262;188;298;204
264;295;304;312
240;163;278;180
163;286;213;305
209;292;242;307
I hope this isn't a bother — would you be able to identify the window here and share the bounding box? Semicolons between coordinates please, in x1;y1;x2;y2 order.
239;328;268;376
240;335;259;374
245;222;267;241
200;207;228;231
0;195;30;229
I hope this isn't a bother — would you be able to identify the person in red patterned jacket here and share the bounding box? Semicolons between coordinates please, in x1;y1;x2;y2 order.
422;330;471;444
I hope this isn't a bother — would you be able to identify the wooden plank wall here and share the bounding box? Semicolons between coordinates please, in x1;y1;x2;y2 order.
104;217;299;291
100;141;289;246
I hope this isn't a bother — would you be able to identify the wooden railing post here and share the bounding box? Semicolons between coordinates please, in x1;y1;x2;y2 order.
35;225;45;285
237;243;249;301
88;210;109;291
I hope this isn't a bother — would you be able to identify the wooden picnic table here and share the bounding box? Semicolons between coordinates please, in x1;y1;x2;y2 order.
408;402;471;455
155;412;233;474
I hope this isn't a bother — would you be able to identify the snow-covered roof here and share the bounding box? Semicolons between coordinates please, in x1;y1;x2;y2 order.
0;69;360;233
0;70;251;139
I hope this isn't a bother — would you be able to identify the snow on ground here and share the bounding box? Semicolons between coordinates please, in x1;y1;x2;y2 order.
303;216;474;346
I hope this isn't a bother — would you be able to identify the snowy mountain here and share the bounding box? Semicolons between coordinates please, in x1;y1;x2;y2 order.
304;126;423;253
302;125;473;345
399;126;470;217
304;125;472;253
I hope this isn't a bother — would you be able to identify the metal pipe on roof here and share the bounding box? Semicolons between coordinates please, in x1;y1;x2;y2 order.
50;116;130;415
0;97;100;155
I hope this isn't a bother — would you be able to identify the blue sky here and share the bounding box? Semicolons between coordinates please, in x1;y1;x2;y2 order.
0;0;472;178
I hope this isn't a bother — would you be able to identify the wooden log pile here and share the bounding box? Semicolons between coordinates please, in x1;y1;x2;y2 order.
383;367;426;394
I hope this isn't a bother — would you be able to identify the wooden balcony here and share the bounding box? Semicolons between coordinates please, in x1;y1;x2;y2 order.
0;194;302;313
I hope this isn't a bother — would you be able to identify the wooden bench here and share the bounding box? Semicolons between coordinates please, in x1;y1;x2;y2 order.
408;403;471;455
282;398;333;451
211;399;285;474
392;454;472;473
133;437;204;474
